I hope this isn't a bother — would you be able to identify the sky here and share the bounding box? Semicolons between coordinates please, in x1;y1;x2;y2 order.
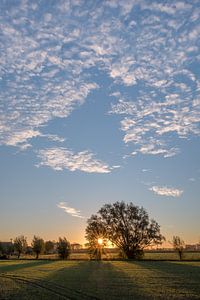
0;0;200;246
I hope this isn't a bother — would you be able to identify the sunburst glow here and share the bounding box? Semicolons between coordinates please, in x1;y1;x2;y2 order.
98;238;103;245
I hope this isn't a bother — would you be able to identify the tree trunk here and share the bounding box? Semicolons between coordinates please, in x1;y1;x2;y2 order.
125;249;144;260
178;250;183;260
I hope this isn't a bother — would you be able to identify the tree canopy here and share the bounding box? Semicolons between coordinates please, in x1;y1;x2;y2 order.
85;201;165;259
172;236;185;260
44;240;55;254
14;235;27;259
57;237;71;259
31;236;45;259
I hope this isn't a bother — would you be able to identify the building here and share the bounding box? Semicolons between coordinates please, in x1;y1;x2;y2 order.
71;243;82;250
185;244;200;251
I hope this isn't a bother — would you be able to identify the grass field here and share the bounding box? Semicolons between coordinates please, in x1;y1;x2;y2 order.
0;259;200;299
68;251;200;261
12;250;200;261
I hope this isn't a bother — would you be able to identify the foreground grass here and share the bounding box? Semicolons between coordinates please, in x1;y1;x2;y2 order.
0;260;200;299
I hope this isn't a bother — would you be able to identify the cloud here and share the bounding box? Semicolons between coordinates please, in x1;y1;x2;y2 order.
107;2;200;158
57;202;84;218
4;129;42;150
42;134;65;143
150;186;183;197
37;147;114;173
138;143;180;158
110;90;199;157
189;178;196;182
0;0;199;164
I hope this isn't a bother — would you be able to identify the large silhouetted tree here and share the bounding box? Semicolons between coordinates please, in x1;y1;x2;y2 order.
32;236;44;259
85;201;165;259
14;235;28;259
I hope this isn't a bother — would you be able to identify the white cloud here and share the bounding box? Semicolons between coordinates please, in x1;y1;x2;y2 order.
189;178;195;182
4;129;41;149
139;143;179;158
0;0;199;165
57;202;84;218
0;79;98;149
110;90;199;157
42;134;65;143
37;147;114;173
150;186;183;197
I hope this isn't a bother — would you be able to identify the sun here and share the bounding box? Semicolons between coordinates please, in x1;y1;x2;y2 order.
97;238;103;245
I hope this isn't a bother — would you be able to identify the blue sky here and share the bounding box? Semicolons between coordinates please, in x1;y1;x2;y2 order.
0;0;200;245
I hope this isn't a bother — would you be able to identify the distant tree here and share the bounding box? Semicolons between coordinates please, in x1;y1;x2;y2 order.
14;235;28;259
44;240;55;254
86;201;165;259
32;236;45;259
25;246;33;256
0;241;14;258
172;236;185;260
57;237;71;259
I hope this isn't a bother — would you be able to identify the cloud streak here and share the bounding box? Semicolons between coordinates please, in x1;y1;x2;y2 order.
57;202;84;218
37;147;113;173
150;186;183;197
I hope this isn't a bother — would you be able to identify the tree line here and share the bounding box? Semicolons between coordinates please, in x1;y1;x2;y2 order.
0;236;71;260
0;201;187;260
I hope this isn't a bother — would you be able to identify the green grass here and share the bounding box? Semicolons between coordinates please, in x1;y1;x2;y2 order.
16;250;200;261
0;260;200;299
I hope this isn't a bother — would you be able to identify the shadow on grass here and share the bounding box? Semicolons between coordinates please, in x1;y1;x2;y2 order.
131;260;200;299
134;260;200;278
1;260;200;300
43;260;153;300
0;260;56;273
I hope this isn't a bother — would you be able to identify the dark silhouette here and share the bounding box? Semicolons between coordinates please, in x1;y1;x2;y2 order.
86;201;165;259
57;237;71;259
0;241;14;258
172;235;185;260
14;235;28;259
44;240;55;254
32;235;45;259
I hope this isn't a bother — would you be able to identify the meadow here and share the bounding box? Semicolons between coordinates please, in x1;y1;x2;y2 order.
0;258;200;299
15;250;200;261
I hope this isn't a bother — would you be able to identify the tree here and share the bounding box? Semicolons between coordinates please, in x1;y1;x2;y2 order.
57;237;71;259
0;242;3;254
85;201;165;259
84;215;108;260
0;241;14;258
172;236;185;260
44;240;55;254
31;236;44;259
14;235;28;259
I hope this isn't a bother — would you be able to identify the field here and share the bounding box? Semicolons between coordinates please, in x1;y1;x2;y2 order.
13;250;200;261
0;259;200;299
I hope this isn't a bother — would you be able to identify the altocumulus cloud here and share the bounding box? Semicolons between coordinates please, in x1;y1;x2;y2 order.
150;186;184;197
57;202;84;219
0;0;199;162
37;147;114;173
